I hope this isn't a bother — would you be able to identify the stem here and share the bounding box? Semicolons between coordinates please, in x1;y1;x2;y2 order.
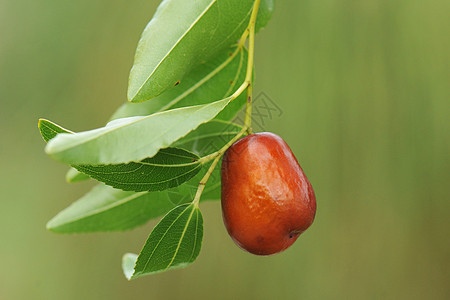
245;0;259;84
193;126;247;206
193;0;261;206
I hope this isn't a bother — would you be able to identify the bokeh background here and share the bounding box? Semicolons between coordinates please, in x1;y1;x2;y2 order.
1;0;449;299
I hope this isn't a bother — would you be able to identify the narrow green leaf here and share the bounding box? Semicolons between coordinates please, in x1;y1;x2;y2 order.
46;184;182;233
46;121;238;234
38;118;72;142
39;119;201;189
44;121;239;233
113;46;247;122
74;148;202;192
39;119;90;183
65;167;90;183
45;98;231;165
47;168;219;233
128;0;273;102
129;203;203;278
46;156;223;234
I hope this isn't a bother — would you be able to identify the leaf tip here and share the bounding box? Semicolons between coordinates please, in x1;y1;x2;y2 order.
38;119;47;141
122;253;138;280
46;212;69;234
127;92;147;103
127;81;161;103
37;118;58;131
37;118;45;128
127;84;142;103
65;168;90;183
45;218;59;233
44;140;54;155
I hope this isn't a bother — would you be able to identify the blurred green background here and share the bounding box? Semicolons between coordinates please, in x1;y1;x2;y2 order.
1;0;449;299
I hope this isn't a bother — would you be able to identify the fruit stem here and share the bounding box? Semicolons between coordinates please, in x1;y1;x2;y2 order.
192;0;260;206
242;0;259;129
245;0;259;84
193;125;248;206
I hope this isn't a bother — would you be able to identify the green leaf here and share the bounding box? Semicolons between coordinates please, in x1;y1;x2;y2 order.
40;119;203;190
38;118;72;142
65;167;90;183
44;120;241;234
113;46;247;122
46;167;219;234
46;184;182;233
255;0;275;31
127;203;203;279
74;148;202;192
39;119;90;183
173;119;242;155
46;156;224;234
128;0;273;102
46;121;240;234
45;98;231;165
58;44;251;183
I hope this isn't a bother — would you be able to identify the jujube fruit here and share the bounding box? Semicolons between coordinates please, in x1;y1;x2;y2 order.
221;132;316;255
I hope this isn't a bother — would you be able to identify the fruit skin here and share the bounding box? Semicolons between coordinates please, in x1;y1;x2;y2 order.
221;132;316;255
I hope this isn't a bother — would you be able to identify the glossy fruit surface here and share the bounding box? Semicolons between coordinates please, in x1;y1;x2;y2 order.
221;132;316;255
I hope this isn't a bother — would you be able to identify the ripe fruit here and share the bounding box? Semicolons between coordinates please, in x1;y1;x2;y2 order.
221;132;316;255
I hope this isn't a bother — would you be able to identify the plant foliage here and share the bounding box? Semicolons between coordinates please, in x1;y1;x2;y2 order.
39;0;274;279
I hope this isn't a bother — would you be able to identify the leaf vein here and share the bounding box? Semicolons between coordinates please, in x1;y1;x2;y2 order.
164;206;196;270
140;204;193;274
